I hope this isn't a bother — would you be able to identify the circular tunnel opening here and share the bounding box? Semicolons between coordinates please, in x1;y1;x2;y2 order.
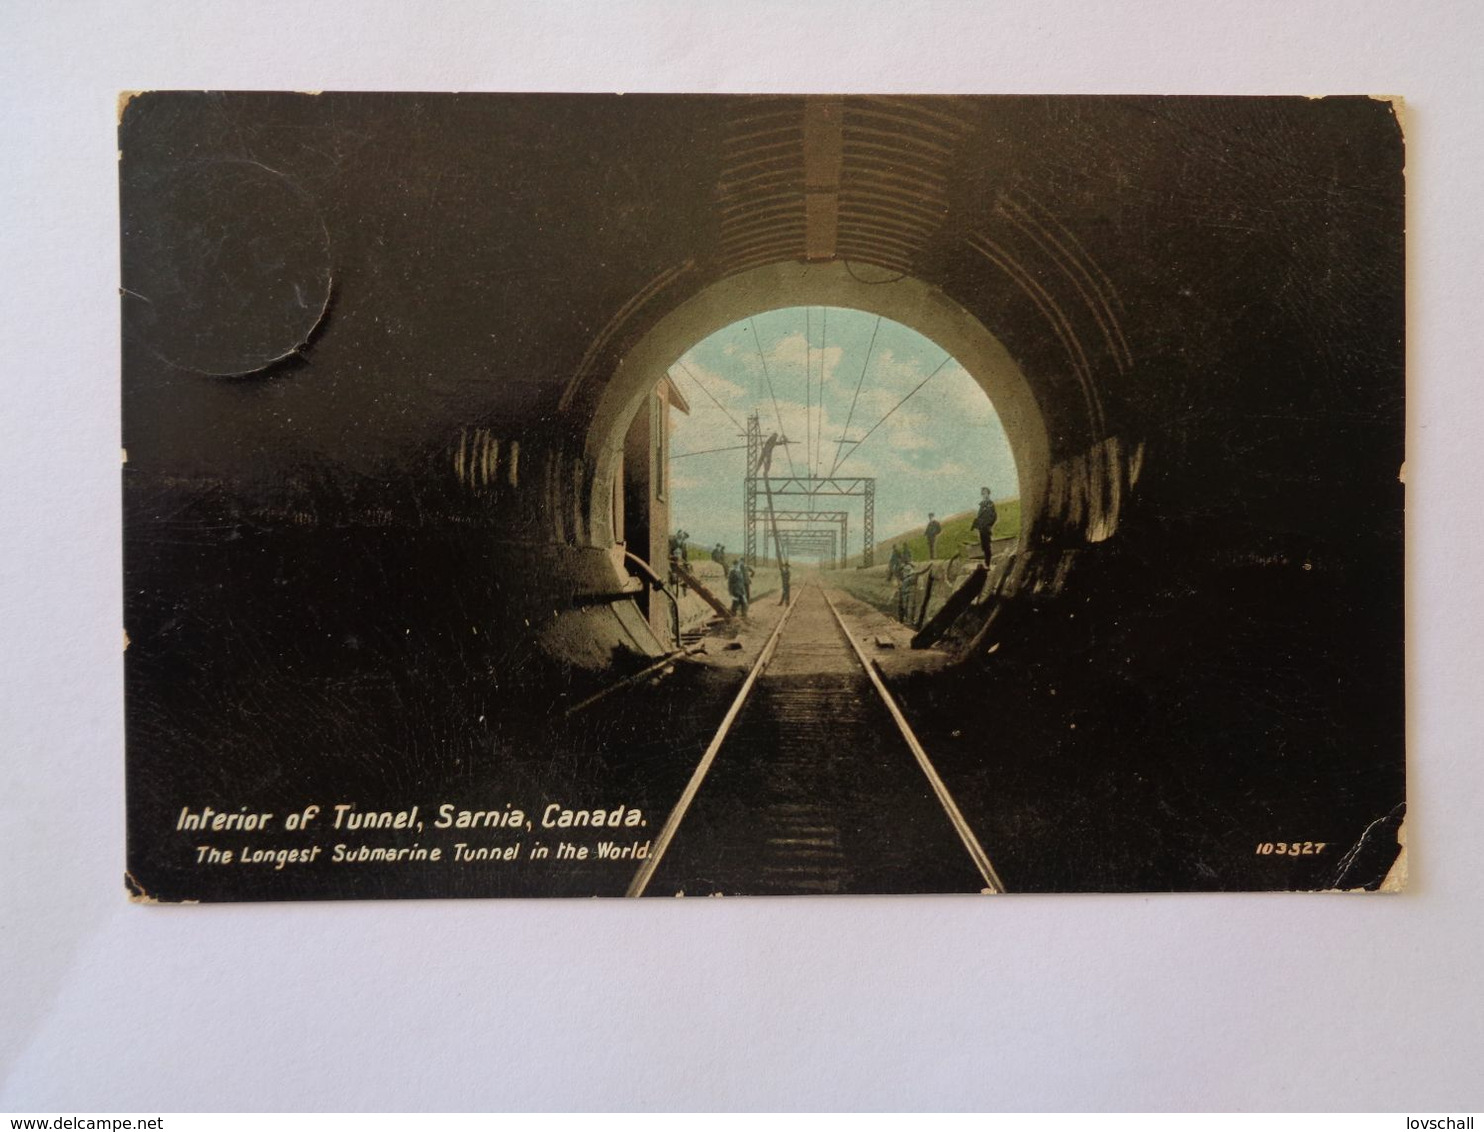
652;306;1020;641
575;261;1053;667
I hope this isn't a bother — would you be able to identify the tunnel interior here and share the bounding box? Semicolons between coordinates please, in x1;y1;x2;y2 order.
120;92;1405;897
600;295;1033;657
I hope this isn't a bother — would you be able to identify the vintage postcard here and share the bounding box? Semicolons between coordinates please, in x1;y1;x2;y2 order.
120;93;1405;901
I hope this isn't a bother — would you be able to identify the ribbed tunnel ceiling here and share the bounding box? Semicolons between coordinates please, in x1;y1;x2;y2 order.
119;90;1404;557
691;93;1130;478
716;96;975;278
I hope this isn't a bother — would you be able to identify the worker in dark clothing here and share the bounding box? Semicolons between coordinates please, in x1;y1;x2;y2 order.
898;562;922;623
970;487;998;563
668;529;690;594
727;557;750;617
888;544;903;582
924;513;942;559
779;560;792;605
894;544;915;620
711;543;726;567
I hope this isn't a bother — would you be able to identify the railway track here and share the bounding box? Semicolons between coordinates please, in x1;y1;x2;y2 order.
627;582;1005;897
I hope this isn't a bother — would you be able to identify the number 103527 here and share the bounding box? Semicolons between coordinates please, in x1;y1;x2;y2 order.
1255;841;1325;856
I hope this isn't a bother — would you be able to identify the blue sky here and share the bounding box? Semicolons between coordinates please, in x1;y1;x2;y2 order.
666;306;1017;558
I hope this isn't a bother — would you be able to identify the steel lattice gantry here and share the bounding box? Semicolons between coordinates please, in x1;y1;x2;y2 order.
775;530;839;568
743;414;762;564
745;476;875;567
742;414;875;568
769;510;848;569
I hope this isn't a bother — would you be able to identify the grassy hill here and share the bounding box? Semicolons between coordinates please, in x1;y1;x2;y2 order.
861;499;1020;564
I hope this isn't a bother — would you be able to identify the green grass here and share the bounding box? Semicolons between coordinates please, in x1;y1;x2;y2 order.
864;500;1020;563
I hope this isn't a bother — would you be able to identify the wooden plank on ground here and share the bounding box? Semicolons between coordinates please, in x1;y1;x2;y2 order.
911;563;988;649
672;561;735;622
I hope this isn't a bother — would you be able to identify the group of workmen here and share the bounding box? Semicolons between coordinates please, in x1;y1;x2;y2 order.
889;487;1000;624
890;487;998;569
723;556;792;617
667;487;998;624
888;542;925;624
687;540;790;619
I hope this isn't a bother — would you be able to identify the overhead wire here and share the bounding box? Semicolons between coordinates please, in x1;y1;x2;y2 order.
807;307;819;483
828;314;882;477
749;318;797;477
833;352;954;470
842;258;909;286
816;307;828;483
670;443;751;460
671;359;743;433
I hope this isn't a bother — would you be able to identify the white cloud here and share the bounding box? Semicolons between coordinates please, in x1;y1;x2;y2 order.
766;331;847;386
673;356;749;407
881;510;929;539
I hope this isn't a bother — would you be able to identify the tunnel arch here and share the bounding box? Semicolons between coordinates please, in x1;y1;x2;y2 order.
577;259;1053;597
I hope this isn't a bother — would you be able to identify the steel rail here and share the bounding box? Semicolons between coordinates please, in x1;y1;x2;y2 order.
819;587;1007;894
625;597;802;897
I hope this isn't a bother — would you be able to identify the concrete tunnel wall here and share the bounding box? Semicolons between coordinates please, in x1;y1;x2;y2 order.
121;95;1404;804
